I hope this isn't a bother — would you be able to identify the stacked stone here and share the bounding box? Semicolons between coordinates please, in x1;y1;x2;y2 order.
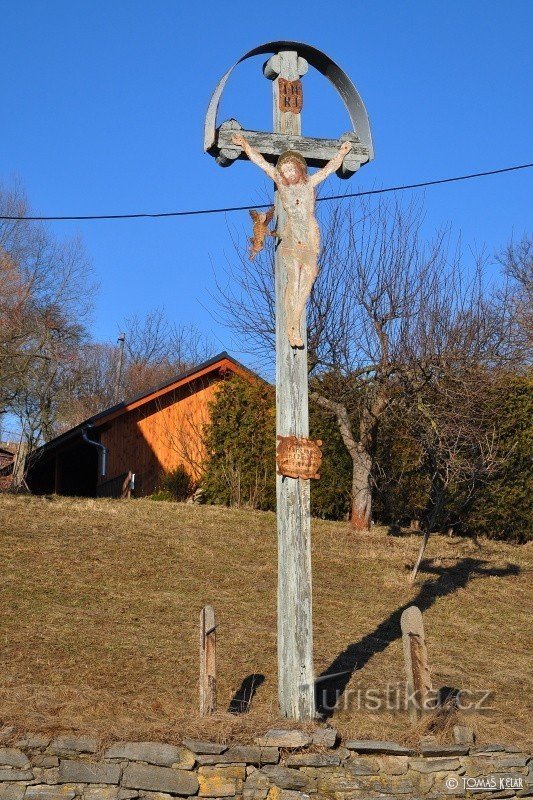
0;728;531;800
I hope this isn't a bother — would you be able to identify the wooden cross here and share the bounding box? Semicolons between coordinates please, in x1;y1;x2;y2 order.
205;42;373;721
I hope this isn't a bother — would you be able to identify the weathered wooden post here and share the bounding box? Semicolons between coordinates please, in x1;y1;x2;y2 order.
204;41;373;720
199;604;217;715
266;48;315;721
400;605;432;723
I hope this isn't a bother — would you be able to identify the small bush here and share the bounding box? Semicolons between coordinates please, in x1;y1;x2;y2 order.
153;465;196;502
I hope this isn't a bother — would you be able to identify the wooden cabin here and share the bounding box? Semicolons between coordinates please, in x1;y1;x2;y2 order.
0;444;15;471
0;444;16;491
26;353;256;498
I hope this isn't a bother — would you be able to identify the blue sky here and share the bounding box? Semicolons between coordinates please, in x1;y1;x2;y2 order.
2;0;532;365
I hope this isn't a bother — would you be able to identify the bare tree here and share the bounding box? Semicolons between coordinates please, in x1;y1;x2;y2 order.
217;195;517;530
124;308;173;367
53;342;119;432
121;310;214;399
497;234;532;352
404;368;506;581
0;181;93;449
53;311;215;432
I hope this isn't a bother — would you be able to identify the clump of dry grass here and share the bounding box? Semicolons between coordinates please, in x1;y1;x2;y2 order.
0;494;531;748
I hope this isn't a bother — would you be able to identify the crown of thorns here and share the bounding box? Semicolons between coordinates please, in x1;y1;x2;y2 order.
277;150;307;171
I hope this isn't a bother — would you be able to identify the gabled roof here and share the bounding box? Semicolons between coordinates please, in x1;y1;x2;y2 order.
30;351;259;459
92;351;258;426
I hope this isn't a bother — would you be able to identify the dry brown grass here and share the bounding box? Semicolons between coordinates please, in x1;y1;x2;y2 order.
0;494;531;748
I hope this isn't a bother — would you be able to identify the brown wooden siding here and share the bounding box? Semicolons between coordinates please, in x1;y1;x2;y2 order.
98;374;220;496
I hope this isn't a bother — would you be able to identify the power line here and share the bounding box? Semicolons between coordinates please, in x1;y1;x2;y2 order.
0;161;531;222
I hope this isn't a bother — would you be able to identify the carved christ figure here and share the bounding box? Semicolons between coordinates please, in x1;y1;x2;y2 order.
232;133;352;347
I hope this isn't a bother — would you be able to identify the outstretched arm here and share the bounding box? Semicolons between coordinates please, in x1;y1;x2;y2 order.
232;134;277;182
309;141;352;187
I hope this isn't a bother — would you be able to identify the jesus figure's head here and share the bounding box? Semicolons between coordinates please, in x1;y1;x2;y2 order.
277;151;307;185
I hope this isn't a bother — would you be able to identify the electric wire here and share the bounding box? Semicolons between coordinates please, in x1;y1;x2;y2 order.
0;161;531;222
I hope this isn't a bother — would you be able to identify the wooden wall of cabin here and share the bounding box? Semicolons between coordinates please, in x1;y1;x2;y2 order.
97;374;221;496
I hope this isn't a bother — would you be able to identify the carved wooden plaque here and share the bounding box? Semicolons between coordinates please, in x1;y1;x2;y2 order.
278;78;303;113
276;435;322;479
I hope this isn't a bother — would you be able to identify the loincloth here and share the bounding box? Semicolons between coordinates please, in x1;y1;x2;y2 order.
280;241;319;260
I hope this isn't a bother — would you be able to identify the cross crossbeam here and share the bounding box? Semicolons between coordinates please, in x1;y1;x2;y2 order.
210;120;371;177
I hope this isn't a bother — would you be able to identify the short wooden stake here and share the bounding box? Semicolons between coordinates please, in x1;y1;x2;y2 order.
121;471;133;499
400;605;432;723
199;605;217;715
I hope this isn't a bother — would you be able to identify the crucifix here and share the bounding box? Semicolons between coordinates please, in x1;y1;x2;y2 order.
205;41;373;720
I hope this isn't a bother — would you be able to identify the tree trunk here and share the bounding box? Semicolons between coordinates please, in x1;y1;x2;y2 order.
410;473;444;583
350;400;384;530
310;391;377;531
351;446;372;529
12;441;28;491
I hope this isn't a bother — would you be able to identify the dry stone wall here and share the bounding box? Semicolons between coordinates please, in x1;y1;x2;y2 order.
0;729;531;800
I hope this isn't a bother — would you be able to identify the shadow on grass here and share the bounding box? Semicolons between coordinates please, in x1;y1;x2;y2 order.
228;673;266;714
315;557;520;717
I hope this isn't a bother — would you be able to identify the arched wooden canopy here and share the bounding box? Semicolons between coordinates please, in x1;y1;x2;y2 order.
204;41;374;178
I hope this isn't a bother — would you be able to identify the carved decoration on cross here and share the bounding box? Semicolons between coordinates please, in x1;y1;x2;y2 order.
204;40;374;178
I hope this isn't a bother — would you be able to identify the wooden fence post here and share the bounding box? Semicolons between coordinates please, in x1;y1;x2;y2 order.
400;605;432;723
200;605;217;715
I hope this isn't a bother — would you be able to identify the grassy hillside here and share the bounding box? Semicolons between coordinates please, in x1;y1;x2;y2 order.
0;494;531;747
